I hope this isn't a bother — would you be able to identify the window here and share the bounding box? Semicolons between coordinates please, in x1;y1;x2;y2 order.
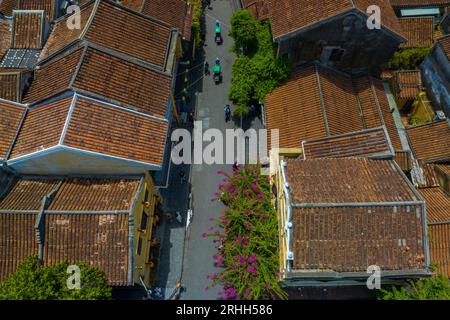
137;237;143;256
140;210;148;231
329;48;345;62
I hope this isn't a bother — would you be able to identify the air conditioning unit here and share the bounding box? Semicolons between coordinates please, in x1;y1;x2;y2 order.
434;110;446;121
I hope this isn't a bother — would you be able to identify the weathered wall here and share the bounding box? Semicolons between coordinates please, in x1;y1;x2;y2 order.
421;45;450;117
277;12;402;74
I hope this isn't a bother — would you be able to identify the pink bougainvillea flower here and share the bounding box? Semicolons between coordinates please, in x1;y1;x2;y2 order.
247;266;256;274
201;232;207;238
251;183;258;191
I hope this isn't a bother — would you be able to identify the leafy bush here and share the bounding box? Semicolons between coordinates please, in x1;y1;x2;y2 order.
203;164;288;300
378;274;450;300
0;256;112;300
188;0;203;49
228;12;291;117
385;47;431;70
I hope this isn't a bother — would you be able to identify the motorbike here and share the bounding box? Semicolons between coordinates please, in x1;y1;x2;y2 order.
215;21;222;45
213;58;222;85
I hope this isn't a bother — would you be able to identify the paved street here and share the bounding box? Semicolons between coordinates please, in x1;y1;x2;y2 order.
155;0;264;300
180;0;236;300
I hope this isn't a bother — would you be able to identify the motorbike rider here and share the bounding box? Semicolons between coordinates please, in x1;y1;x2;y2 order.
224;104;231;122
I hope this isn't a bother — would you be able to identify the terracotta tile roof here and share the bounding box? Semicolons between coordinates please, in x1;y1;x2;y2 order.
0;178;59;210
420;187;450;223
0;213;38;281
435;164;450;176
120;0;193;40
0;19;12;60
0;0;56;21
27;46;173;119
38;2;95;60
119;0;145;12
40;0;173;70
429;223;450;277
437;35;450;60
407;120;450;162
395;150;412;171
72;47;172;118
399;17;435;49
0;72;19;101
417;161;440;188
302;127;394;160
142;0;190;38
265;64;402;150
42;212;130;286
10;97;70;159
0;99;25;160
241;0;270;20
10;94;168;166
285;158;419;203
11;10;46;49
284;158;426;273
62;95;168;165
390;0;450;8
394;70;422;99
23;47;83;104
0;176;142;285
48;178;140;211
267;0;404;40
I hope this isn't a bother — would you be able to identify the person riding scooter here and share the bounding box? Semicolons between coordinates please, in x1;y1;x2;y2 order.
224;104;231;122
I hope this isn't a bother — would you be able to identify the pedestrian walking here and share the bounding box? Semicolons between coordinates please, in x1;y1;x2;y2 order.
165;212;173;223
204;61;210;75
179;170;186;184
224;104;231;122
175;211;183;224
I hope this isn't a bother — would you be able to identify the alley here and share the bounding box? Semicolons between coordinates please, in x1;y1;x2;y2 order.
180;0;238;299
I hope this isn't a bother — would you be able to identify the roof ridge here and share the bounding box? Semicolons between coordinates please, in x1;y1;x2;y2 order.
313;64;331;136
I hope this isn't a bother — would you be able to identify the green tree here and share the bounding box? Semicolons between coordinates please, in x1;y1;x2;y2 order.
229;10;258;55
0;256;112;300
379;274;450;300
385;47;431;70
228;12;291;117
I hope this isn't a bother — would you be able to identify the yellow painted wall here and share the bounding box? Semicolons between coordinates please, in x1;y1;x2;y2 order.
132;173;162;287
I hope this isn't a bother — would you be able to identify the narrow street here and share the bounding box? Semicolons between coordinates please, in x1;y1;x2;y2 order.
180;0;241;299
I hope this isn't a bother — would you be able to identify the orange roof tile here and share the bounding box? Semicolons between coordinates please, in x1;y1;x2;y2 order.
265;64;402;150
395;150;411;171
0;72;20;101
394;70;422;99
10;94;168;167
40;0;173;70
11;10;46;49
420;187;450;223
284;158;426;273
10;97;71;159
429;223;450;278
302;127;394;159
0;99;26;160
267;0;404;40
0;0;56;21
0;19;12;60
27;46;173;119
62;96;168;165
407;120;450;162
0;178;60;210
399;17;435;49
0;176;143;285
42;212;130;286
0;213;39;281
48;178;140;211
